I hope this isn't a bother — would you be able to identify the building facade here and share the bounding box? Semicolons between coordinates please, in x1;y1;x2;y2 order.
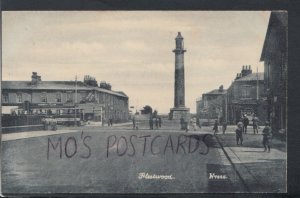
197;85;227;124
2;72;129;123
227;66;268;124
260;11;287;134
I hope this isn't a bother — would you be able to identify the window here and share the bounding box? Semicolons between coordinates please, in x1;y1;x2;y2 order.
204;99;208;108
3;93;9;103
41;92;47;103
56;92;62;102
241;87;250;98
16;93;22;103
80;92;85;102
66;92;73;102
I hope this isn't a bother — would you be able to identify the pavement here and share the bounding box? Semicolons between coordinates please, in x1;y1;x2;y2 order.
216;130;286;193
1;122;287;194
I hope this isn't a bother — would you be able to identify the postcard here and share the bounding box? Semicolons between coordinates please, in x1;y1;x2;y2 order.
1;11;287;195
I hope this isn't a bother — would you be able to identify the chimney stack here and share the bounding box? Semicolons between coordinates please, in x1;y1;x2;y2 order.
31;72;41;85
241;65;253;77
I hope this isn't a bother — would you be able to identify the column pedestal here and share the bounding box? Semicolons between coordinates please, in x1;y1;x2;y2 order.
169;107;190;120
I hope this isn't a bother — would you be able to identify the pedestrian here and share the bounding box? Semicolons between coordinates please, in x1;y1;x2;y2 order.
242;115;249;134
107;119;111;127
155;117;159;129
42;118;47;130
252;115;259;134
197;118;202;129
132;116;136;129
110;118;113;126
180;117;185;130
158;116;162;128
135;122;139;130
185;120;189;132
213;120;218;134
149;116;153;130
236;122;243;145
262;121;272;152
50;118;57;131
222;121;227;134
191;117;197;131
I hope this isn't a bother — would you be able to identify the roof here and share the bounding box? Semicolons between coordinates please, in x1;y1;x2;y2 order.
204;89;227;95
2;81;128;98
260;11;288;61
235;73;264;82
2;81;91;90
115;91;128;97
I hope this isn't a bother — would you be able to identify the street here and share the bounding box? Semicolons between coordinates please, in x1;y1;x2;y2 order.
1;121;286;194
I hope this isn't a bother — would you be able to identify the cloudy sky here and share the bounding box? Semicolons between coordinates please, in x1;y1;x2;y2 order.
2;11;270;113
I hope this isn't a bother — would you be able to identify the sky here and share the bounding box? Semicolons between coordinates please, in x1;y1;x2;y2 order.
2;11;270;113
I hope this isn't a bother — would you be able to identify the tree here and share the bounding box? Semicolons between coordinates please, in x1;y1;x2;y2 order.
152;110;158;118
141;105;153;115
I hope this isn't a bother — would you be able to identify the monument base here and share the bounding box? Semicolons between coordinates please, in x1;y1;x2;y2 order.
169;107;190;120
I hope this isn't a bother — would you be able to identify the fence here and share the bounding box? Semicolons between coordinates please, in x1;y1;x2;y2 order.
2;114;44;127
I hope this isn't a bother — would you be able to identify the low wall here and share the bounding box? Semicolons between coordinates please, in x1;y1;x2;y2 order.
2;114;44;127
2;125;44;133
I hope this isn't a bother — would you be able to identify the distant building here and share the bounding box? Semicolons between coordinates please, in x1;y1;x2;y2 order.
197;85;227;123
196;98;202;118
260;11;287;133
2;72;129;122
227;65;268;124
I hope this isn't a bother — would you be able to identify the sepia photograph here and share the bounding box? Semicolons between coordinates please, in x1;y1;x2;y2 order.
1;11;287;194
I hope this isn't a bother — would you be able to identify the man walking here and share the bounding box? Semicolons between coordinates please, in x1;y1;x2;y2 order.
180;117;185;130
252;115;259;134
158;116;162;128
191;117;197;131
149;116;153;130
236;122;243;145
197;118;202;129
132;116;136;129
222;121;227;134
155;117;159;129
242;115;249;134
262;121;272;152
213;120;219;134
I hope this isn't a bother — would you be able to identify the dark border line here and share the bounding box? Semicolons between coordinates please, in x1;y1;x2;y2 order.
215;135;250;192
0;0;289;11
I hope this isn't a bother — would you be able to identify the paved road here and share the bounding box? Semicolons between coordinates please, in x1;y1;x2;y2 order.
1;122;286;195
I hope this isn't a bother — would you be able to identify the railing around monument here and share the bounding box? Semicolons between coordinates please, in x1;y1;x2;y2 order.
2;114;44;127
2;114;44;133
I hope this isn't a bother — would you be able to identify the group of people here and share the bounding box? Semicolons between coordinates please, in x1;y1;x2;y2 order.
42;117;57;131
211;114;272;152
235;118;272;152
180;116;200;132
213;120;227;134
212;114;260;135
107;118;113;127
241;114;260;134
149;116;162;130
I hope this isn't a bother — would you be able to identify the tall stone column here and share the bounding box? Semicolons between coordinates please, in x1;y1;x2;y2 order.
169;32;190;120
173;32;186;107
